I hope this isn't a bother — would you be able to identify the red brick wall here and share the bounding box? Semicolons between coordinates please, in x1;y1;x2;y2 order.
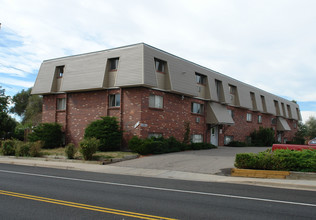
42;87;298;147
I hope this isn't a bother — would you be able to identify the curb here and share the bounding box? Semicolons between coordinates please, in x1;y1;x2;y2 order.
231;168;290;179
231;168;316;180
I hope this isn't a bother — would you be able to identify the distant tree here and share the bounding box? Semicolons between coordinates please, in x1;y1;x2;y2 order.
10;88;42;125
23;94;42;125
10;88;31;117
0;92;17;139
293;122;307;144
306;116;316;139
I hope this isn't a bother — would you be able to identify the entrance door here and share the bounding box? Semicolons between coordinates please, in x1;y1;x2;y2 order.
210;126;218;146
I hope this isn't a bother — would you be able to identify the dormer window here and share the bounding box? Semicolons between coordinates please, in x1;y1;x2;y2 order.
154;58;166;73
56;66;64;78
109;58;119;71
195;73;206;84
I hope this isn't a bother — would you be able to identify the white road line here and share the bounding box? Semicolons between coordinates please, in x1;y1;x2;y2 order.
0;169;315;208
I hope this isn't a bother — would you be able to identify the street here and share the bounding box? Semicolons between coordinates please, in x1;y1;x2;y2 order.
0;163;315;219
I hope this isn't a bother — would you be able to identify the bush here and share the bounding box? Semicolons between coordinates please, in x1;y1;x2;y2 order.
188;143;217;150
65;143;77;159
79;138;100;160
235;149;316;172
28;123;63;149
1;139;16;156
227;141;247;147
29;141;43;157
15;142;31;157
250;127;275;146
128;136;216;155
84;117;122;151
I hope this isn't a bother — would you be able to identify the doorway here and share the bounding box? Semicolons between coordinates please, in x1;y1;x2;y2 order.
210;126;218;146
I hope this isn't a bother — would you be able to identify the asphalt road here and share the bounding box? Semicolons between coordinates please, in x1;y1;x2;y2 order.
0;164;315;219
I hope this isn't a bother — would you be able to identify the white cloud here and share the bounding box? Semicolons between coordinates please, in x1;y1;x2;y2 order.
301;111;316;123
0;77;34;88
0;0;315;111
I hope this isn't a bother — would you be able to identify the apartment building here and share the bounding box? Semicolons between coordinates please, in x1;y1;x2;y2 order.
32;43;301;146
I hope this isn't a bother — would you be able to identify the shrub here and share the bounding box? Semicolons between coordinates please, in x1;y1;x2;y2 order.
65;143;77;159
1;139;16;156
227;141;247;147
79;138;100;160
235;149;316;172
250;127;275;146
84;117;122;151
29;141;43;157
15;142;31;157
188;143;217;150
128;136;215;155
28;123;63;149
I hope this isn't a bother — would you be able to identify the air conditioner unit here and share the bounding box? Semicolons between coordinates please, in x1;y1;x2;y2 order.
196;117;200;123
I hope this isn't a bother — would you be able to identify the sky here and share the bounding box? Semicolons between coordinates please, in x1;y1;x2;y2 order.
0;0;315;123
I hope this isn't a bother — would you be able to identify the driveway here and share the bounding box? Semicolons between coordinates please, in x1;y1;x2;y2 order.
113;146;269;175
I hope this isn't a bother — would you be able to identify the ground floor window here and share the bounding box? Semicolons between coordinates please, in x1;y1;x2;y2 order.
192;134;203;143
246;113;252;122
148;133;163;138
224;136;234;145
57;98;66;110
258;115;262;123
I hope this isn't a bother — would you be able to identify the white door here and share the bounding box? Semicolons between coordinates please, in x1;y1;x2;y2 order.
211;126;218;146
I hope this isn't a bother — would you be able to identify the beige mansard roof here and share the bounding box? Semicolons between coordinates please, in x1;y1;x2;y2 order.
32;43;301;121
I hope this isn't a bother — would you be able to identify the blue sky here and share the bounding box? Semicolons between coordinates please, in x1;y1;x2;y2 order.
0;0;315;123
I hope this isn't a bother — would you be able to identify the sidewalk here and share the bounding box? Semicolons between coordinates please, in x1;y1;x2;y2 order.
1;156;316;191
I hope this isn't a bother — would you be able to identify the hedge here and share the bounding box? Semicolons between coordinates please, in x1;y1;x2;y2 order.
235;149;316;172
128;136;216;155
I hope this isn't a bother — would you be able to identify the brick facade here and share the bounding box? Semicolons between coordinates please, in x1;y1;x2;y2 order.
42;87;298;147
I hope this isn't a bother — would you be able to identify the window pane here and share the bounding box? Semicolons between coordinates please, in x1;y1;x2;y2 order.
156;95;163;108
115;94;120;106
57;98;66;110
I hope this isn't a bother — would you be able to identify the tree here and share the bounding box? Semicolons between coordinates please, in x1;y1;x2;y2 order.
306;116;316;139
10;88;31;117
0;93;17;139
23;94;42;125
10;88;42;125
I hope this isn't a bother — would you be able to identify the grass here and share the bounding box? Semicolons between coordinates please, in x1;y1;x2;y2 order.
41;147;138;161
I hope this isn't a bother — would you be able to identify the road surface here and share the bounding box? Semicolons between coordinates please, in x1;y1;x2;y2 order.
0;164;315;219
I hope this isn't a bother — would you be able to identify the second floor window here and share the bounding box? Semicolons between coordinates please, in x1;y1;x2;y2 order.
109;94;120;107
154;58;166;73
149;95;163;109
191;102;204;114
195;73;206;84
56;66;64;78
109;58;119;71
258;115;262;123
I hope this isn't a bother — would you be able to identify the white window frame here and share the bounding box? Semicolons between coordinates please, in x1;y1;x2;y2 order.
148;133;163;138
192;134;203;143
57;98;66;110
109;94;120;107
246;113;252;122
149;95;163;109
258;115;262;123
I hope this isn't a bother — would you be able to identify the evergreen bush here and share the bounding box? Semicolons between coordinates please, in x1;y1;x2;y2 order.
28;123;63;148
250;127;275;146
84;117;122;151
227;141;248;147
15;142;31;157
79;138;100;160
235;149;316;172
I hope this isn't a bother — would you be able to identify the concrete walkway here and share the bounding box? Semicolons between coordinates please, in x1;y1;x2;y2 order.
0;146;316;191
